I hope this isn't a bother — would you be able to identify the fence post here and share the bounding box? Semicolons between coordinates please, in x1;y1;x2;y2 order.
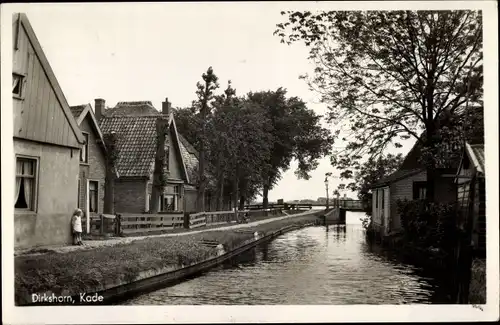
184;212;190;229
115;214;121;236
100;214;104;235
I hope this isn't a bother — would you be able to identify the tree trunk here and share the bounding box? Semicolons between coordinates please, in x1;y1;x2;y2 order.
233;175;239;220
239;195;245;211
215;152;223;211
197;148;205;212
151;117;167;213
262;177;270;209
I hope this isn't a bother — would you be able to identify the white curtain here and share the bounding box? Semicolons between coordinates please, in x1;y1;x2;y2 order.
23;160;33;209
24;178;32;209
12;77;19;92
15;160;22;202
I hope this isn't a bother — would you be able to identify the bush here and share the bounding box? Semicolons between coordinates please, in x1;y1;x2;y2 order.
396;199;460;254
469;259;486;304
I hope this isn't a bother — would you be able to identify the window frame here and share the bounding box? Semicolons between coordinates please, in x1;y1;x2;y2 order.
15;155;39;213
77;178;81;208
88;180;99;213
413;181;427;200
80;132;89;163
12;73;26;99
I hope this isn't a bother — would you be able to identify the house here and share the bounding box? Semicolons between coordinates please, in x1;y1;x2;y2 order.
70;103;116;232
455;142;486;254
13;13;85;248
370;141;458;237
96;99;215;214
370;106;484;238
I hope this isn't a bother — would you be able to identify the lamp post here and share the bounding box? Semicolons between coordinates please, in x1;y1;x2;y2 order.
324;177;329;210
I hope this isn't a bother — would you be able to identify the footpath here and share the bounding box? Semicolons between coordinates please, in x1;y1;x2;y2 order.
15;210;322;305
15;209;315;256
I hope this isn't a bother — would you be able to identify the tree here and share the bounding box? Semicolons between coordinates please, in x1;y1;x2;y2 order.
193;67;219;212
247;88;334;208
103;132;120;214
275;10;483;201
340;153;404;214
211;92;273;211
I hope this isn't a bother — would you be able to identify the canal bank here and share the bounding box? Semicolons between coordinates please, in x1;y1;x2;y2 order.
124;212;451;305
15;210;322;305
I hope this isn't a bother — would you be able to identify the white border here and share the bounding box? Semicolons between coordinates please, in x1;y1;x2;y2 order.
2;1;499;323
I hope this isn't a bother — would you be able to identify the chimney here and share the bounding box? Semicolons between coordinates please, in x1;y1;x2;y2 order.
95;98;105;121
162;98;171;116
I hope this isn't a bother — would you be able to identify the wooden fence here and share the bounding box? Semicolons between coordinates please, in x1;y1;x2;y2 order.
188;208;283;229
83;208;284;235
120;213;184;234
83;213;184;235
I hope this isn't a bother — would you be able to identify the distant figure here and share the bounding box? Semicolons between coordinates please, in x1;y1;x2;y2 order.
71;208;84;246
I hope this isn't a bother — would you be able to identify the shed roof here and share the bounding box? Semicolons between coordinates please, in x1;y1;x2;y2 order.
466;143;485;175
370;168;425;188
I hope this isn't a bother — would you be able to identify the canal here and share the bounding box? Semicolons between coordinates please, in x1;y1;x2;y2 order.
123;212;451;305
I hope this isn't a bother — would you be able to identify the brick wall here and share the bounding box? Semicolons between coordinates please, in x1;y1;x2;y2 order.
77;115;107;218
114;178;148;213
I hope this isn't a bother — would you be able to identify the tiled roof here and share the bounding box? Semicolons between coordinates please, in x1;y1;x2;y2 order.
103;101;160;117
178;133;198;157
69;105;86;119
100;116;162;177
179;137;199;183
467;143;485;175
177;134;217;187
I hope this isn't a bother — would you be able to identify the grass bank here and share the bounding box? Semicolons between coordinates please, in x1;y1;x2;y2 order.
15;212;319;305
469;258;486;304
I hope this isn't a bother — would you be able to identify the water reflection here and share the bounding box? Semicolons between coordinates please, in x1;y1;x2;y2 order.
124;212;448;305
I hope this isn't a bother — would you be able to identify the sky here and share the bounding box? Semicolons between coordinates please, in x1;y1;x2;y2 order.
7;3;418;202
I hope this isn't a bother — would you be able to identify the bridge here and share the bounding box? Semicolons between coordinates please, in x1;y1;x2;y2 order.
245;199;367;212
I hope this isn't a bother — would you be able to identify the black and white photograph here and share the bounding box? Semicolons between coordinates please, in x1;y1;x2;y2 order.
1;1;498;323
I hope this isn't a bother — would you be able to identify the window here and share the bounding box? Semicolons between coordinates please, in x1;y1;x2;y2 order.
12;73;24;97
160;185;181;211
375;190;378;209
89;181;98;213
80;133;89;163
413;181;427;200
15;158;37;210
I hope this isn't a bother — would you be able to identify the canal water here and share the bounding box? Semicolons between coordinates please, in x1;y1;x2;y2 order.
124;212;450;305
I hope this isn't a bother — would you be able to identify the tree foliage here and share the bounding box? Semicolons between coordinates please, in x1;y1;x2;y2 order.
339;153;404;213
275;10;483;200
192;66;219;211
175;79;333;210
247;88;334;208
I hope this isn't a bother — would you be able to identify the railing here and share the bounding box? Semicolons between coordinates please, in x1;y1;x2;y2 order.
245;200;366;211
187;208;283;229
82;214;118;235
119;213;184;234
189;212;208;229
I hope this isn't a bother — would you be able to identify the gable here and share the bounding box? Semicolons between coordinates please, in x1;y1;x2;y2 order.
71;104;107;154
80;114;107;156
12;13;84;148
166;124;185;181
